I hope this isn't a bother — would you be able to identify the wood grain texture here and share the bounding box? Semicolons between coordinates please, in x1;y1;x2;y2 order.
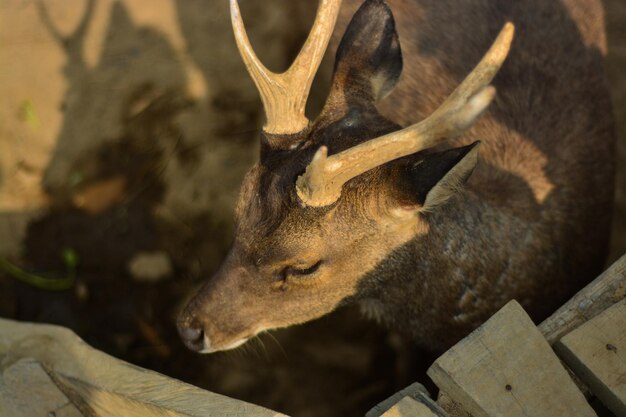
379;396;441;417
0;358;83;417
0;318;285;417
556;299;626;416
436;391;473;417
367;383;449;417
539;254;626;345
427;300;596;417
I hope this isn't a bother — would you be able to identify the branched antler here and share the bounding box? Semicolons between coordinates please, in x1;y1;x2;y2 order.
296;23;515;207
230;0;342;135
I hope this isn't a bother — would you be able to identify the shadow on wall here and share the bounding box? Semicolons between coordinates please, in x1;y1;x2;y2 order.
40;0;188;193
34;0;320;273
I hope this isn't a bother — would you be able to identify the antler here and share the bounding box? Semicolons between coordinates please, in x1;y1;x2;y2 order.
296;22;515;207
230;0;342;135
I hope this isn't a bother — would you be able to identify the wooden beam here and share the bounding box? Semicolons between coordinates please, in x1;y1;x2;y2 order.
379;396;442;417
427;300;596;417
436;391;473;417
539;254;626;344
536;255;626;398
367;383;450;417
556;299;626;416
0;318;286;417
0;358;82;417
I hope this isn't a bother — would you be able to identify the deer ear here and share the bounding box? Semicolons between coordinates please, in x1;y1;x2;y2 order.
398;142;481;212
328;0;402;105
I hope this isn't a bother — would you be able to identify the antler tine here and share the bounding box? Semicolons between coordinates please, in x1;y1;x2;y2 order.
231;0;341;134
230;0;342;135
296;23;515;207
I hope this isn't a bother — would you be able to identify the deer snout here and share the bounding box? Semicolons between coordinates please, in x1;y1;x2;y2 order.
177;299;253;353
177;255;261;353
176;316;208;352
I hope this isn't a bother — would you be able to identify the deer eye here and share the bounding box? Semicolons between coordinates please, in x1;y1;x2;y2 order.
283;260;322;279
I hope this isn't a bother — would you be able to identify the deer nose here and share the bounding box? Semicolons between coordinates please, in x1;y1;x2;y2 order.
177;319;206;352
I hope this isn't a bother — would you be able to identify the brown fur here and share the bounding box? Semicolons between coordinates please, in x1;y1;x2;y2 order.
178;0;614;352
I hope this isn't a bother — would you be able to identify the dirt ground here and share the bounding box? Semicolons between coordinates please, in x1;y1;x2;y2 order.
0;1;624;416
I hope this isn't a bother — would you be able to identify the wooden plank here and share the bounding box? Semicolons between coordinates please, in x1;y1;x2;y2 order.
380;397;440;417
539;254;626;344
49;371;213;417
437;391;473;417
556;299;626;416
367;383;449;417
427;300;596;417
538;255;626;397
0;358;83;417
0;318;286;417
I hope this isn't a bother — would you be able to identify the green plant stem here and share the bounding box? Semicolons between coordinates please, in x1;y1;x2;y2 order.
0;258;75;291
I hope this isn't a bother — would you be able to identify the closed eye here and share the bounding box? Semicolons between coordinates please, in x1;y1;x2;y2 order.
284;260;322;279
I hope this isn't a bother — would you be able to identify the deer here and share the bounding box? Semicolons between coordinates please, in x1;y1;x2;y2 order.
177;0;615;353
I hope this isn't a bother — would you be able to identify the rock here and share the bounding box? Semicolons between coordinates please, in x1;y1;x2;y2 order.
128;251;173;282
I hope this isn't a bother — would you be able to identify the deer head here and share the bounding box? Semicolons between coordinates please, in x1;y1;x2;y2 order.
177;0;513;352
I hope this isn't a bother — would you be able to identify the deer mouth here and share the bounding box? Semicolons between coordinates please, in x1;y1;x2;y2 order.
177;314;260;353
199;334;250;354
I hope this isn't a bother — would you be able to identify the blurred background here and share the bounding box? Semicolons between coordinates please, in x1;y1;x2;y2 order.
0;1;624;416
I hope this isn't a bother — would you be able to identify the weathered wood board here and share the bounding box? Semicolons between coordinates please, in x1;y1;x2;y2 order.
0;318;286;417
556;299;626;417
380;397;441;417
437;391;473;417
367;383;449;417
539;254;626;344
427;300;596;417
0;358;83;417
